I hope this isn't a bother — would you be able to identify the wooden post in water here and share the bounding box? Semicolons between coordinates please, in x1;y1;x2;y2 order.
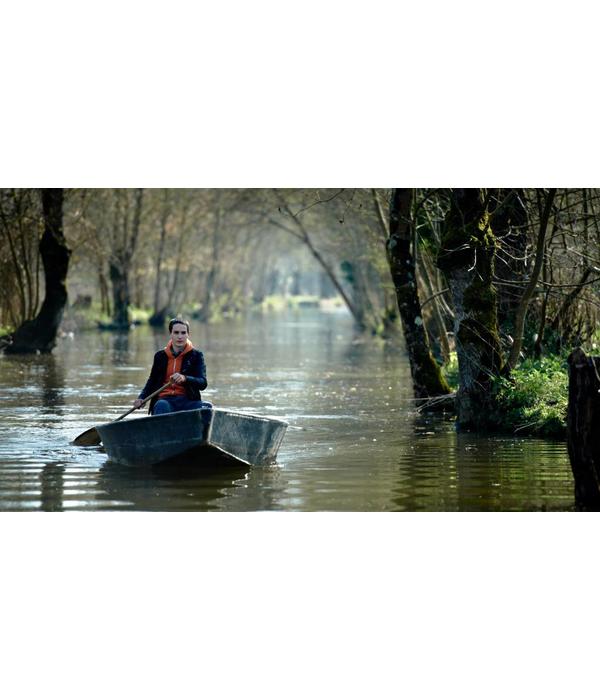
567;347;600;509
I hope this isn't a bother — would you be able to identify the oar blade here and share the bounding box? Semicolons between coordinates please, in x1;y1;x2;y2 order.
72;381;169;447
72;427;102;447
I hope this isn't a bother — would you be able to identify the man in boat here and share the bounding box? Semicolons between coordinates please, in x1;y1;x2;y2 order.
133;317;211;415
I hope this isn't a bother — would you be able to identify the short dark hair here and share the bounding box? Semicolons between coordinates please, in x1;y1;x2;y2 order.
169;318;190;333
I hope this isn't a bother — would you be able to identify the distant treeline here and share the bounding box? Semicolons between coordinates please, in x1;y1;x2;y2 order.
0;188;396;334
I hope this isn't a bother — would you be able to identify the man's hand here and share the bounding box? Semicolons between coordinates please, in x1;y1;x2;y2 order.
133;398;144;409
170;373;186;384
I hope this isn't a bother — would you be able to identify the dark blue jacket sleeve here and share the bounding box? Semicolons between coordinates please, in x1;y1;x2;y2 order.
138;351;164;400
184;351;207;390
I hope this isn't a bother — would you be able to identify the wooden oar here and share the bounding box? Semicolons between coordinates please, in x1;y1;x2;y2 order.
72;381;172;447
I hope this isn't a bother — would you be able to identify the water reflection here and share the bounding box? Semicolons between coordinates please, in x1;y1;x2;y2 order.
97;462;250;511
40;355;65;413
388;426;574;512
111;333;131;366
40;462;65;511
0;310;577;511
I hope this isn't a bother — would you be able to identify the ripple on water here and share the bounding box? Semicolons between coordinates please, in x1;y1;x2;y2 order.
0;317;577;511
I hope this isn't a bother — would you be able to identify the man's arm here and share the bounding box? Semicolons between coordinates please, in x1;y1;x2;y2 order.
134;352;163;406
182;351;207;390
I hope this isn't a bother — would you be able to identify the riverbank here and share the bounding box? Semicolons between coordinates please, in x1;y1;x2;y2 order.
57;295;346;332
443;353;568;439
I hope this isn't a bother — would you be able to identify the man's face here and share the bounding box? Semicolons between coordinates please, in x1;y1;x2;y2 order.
170;323;189;349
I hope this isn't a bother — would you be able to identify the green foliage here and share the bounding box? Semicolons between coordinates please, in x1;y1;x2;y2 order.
443;351;568;437
61;301;110;330
261;294;334;311
130;307;152;324
129;306;152;324
179;301;202;318
492;355;568;438
261;295;287;311
582;331;600;355
61;302;154;329
442;352;459;390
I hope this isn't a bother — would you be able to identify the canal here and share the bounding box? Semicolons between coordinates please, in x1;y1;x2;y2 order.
0;309;575;510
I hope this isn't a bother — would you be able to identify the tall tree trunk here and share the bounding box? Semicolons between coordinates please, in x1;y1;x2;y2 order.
98;268;110;316
491;188;529;331
505;188;556;373
109;258;130;328
387;189;450;398
197;206;220;323
438;188;503;428
418;259;451;363
109;188;144;329
533;257;550;359
550;265;593;340
0;198;28;324
371;188;400;334
7;189;70;354
150;205;169;326
162;202;191;316
13;191;36;319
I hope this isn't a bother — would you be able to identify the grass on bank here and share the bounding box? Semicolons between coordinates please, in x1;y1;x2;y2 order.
442;352;568;439
493;355;568;438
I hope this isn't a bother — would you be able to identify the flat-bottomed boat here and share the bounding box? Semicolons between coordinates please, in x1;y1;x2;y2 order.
95;408;288;468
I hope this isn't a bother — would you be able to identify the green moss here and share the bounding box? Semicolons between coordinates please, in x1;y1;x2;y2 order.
463;279;497;326
411;343;451;396
442;351;459;390
439;201;497;274
459;215;503;373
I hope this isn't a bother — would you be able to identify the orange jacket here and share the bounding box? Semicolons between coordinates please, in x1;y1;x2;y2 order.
159;339;194;398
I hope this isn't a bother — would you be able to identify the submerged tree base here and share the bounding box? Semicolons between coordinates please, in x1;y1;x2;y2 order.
6;189;70;355
566;348;600;510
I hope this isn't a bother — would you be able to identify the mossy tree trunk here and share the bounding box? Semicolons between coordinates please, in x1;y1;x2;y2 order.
438;189;503;428
7;189;70;354
387;188;450;398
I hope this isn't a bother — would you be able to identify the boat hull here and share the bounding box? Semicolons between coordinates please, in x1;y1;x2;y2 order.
95;408;288;468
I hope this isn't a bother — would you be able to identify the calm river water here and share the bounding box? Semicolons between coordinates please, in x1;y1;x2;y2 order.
0;309;575;511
